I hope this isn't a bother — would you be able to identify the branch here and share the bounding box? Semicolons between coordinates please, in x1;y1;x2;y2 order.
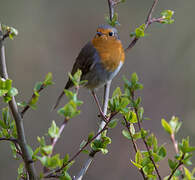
167;154;185;180
20;84;46;117
123;117;147;180
0;137;18;143
74;81;112;180
125;0;159;52
49;118;68;157
170;133;184;176
0;24;37;180
44;116;113;178
131;92;162;180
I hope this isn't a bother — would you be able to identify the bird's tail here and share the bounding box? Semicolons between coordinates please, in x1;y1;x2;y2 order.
52;90;65;111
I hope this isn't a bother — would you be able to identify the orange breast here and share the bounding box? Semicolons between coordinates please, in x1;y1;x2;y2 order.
92;37;125;71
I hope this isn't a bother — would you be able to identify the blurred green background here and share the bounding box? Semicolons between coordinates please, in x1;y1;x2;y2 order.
0;0;195;179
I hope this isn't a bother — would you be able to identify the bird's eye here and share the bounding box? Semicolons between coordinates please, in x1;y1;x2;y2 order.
109;31;114;36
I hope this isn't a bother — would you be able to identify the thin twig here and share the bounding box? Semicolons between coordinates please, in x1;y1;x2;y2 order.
49;118;68;157
0;24;37;180
123;117;147;180
125;0;159;52
21;84;46;117
167;154;184;180
0;137;18;143
170;133;184;176
131;92;161;180
44;118;112;178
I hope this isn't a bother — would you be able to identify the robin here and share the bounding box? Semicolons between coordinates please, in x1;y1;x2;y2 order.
53;24;125;112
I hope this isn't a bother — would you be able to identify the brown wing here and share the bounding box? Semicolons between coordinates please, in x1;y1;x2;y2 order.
53;41;98;110
65;41;98;89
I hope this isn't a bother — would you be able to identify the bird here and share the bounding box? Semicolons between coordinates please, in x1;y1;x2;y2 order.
53;24;125;111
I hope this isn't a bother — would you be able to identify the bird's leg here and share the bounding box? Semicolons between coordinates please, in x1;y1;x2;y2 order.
91;90;107;122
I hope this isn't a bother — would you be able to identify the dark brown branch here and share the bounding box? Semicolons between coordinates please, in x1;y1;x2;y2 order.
0;137;18;143
167;154;184;180
0;24;37;180
131;92;161;180
123;117;147;180
125;0;159;52
44;117;113;178
21;84;46;117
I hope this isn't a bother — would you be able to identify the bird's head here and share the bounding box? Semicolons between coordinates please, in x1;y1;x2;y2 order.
94;25;119;40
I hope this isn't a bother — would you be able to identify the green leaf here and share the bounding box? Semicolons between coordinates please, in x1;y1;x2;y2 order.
63;160;74;172
68;69;82;87
38;154;62;169
17;163;25;180
5;79;12;90
131;160;142;169
122;129;131;139
161;10;174;24
125;111;137;123
184;167;192;179
37;136;46;146
10;142;17;159
131;73;138;85
140;128;148;139
48;121;60;139
135;24;146;38
0;120;7;128
60;171;72;180
7;87;18;97
88;131;94;141
0;89;8;96
82;149;89;154
133;132;142;140
138;107;144;121
43;72;53;86
130;124;135;135
63;154;69;164
29;91;39;109
142;163;155;175
100;148;108;154
58;100;81;119
169;116;182;134
112;87;122;98
108;119;118;128
168;159;177;170
161;118;173;135
34;82;43;92
9;27;18;40
158;146;166;159
42;145;53;155
135;150;143;165
17;101;28;107
105;13;119;27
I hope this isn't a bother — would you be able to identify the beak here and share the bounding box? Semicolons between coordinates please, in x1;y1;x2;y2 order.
97;32;103;36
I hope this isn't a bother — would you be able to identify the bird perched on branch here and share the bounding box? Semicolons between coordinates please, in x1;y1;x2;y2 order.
53;24;125;110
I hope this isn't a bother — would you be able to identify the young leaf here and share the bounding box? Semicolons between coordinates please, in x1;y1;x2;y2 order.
88;132;94;141
161;118;173;135
122;129;131;139
43;72;53;86
108;119;118;128
48;121;60;139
